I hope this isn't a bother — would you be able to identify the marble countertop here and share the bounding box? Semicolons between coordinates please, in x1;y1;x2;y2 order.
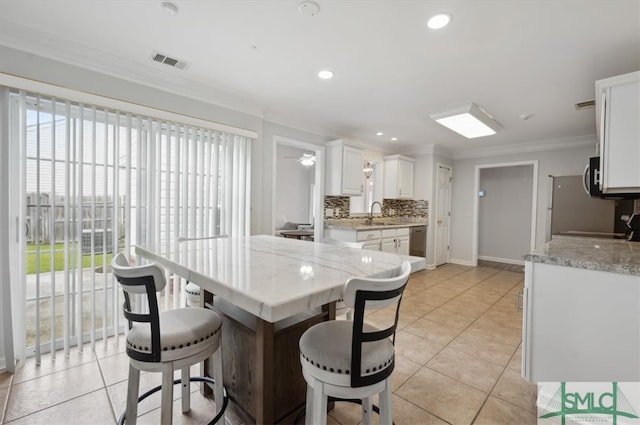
325;219;427;231
136;235;426;322
523;236;640;275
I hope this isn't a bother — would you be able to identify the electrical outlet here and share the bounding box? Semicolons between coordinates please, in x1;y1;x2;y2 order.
325;208;333;217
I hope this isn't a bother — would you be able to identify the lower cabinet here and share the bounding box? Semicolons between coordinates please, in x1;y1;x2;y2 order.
381;228;409;255
357;229;382;251
325;227;409;254
522;261;640;382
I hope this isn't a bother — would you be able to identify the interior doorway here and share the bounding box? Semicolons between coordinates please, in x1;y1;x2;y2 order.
435;164;452;266
472;161;538;266
272;136;324;241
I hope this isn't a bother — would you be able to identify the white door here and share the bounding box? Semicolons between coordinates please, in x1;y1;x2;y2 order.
435;165;452;266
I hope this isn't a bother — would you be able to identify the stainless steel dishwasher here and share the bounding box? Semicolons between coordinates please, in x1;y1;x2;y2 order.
409;225;426;257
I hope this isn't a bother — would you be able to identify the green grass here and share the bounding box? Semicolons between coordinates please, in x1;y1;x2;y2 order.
26;243;114;275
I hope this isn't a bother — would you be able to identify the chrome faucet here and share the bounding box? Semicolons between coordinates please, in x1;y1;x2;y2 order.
368;201;383;224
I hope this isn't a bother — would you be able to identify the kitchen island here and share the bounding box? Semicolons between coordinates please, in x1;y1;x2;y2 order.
136;235;426;424
521;236;640;382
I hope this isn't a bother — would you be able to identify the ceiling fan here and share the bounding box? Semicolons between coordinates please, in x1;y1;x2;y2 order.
283;152;316;167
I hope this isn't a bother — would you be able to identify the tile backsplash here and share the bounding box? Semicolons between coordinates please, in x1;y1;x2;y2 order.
324;196;428;219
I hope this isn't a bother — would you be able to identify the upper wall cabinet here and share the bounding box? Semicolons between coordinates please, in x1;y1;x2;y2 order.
595;71;640;194
383;155;414;199
326;139;364;196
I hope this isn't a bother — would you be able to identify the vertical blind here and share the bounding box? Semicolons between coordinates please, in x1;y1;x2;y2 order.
7;89;252;362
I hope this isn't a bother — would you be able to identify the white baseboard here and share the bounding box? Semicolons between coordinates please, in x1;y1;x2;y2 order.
449;258;475;267
478;255;524;266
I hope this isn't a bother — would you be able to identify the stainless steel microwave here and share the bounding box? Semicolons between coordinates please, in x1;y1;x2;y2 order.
584;157;639;199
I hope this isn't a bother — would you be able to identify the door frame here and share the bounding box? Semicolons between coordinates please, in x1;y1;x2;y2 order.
272;135;325;241
472;160;538;266
435;163;452;266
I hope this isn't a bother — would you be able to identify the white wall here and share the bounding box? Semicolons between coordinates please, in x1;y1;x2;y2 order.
478;165;533;263
450;142;596;264
275;145;315;224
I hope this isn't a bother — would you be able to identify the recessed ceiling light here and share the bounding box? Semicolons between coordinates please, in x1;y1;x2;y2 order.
391;137;398;141
318;69;334;80
161;1;178;16
376;132;383;136
427;13;452;30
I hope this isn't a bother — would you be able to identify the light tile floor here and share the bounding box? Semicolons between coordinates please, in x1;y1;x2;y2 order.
0;263;537;424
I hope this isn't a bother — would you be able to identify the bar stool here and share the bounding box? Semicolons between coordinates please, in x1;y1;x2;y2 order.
111;253;226;425
299;261;412;425
177;235;228;307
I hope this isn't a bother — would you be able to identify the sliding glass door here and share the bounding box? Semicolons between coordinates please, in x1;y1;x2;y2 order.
5;89;252;362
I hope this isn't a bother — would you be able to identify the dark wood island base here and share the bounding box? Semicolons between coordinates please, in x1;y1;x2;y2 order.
204;293;336;424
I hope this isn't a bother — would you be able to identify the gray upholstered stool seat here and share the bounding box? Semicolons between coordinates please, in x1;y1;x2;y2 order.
127;307;221;362
299;321;394;387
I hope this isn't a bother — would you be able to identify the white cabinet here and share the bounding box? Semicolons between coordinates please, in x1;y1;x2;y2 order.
326;140;364;196
356;229;382;251
381;228;410;255
358;230;382;251
383;155;414;199
324;227;410;254
522;261;640;382
595;71;640;194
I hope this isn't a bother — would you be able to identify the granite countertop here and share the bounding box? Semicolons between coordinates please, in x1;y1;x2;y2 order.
325;219;427;231
523;236;640;275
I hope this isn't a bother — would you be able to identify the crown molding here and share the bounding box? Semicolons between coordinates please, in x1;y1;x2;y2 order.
403;143;453;159
0;19;268;118
451;134;596;160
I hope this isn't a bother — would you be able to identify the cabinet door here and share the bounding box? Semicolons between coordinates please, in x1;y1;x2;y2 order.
342;145;364;195
362;240;381;251
381;237;396;253
396;235;410;255
398;160;414;198
602;80;640;193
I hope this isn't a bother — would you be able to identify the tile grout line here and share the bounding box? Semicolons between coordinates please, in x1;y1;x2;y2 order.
94;349;119;424
2;388;107;425
392;266;523;423
1;375;12;425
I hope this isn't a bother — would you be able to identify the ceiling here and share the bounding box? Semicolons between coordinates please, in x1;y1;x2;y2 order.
0;1;639;155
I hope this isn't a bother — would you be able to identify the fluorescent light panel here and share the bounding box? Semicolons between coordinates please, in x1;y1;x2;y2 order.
430;103;502;139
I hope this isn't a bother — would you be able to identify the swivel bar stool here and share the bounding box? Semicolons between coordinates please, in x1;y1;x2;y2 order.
112;253;226;424
299;261;412;425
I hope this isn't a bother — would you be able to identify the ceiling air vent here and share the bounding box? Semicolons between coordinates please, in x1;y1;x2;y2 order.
151;51;189;70
574;99;595;110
